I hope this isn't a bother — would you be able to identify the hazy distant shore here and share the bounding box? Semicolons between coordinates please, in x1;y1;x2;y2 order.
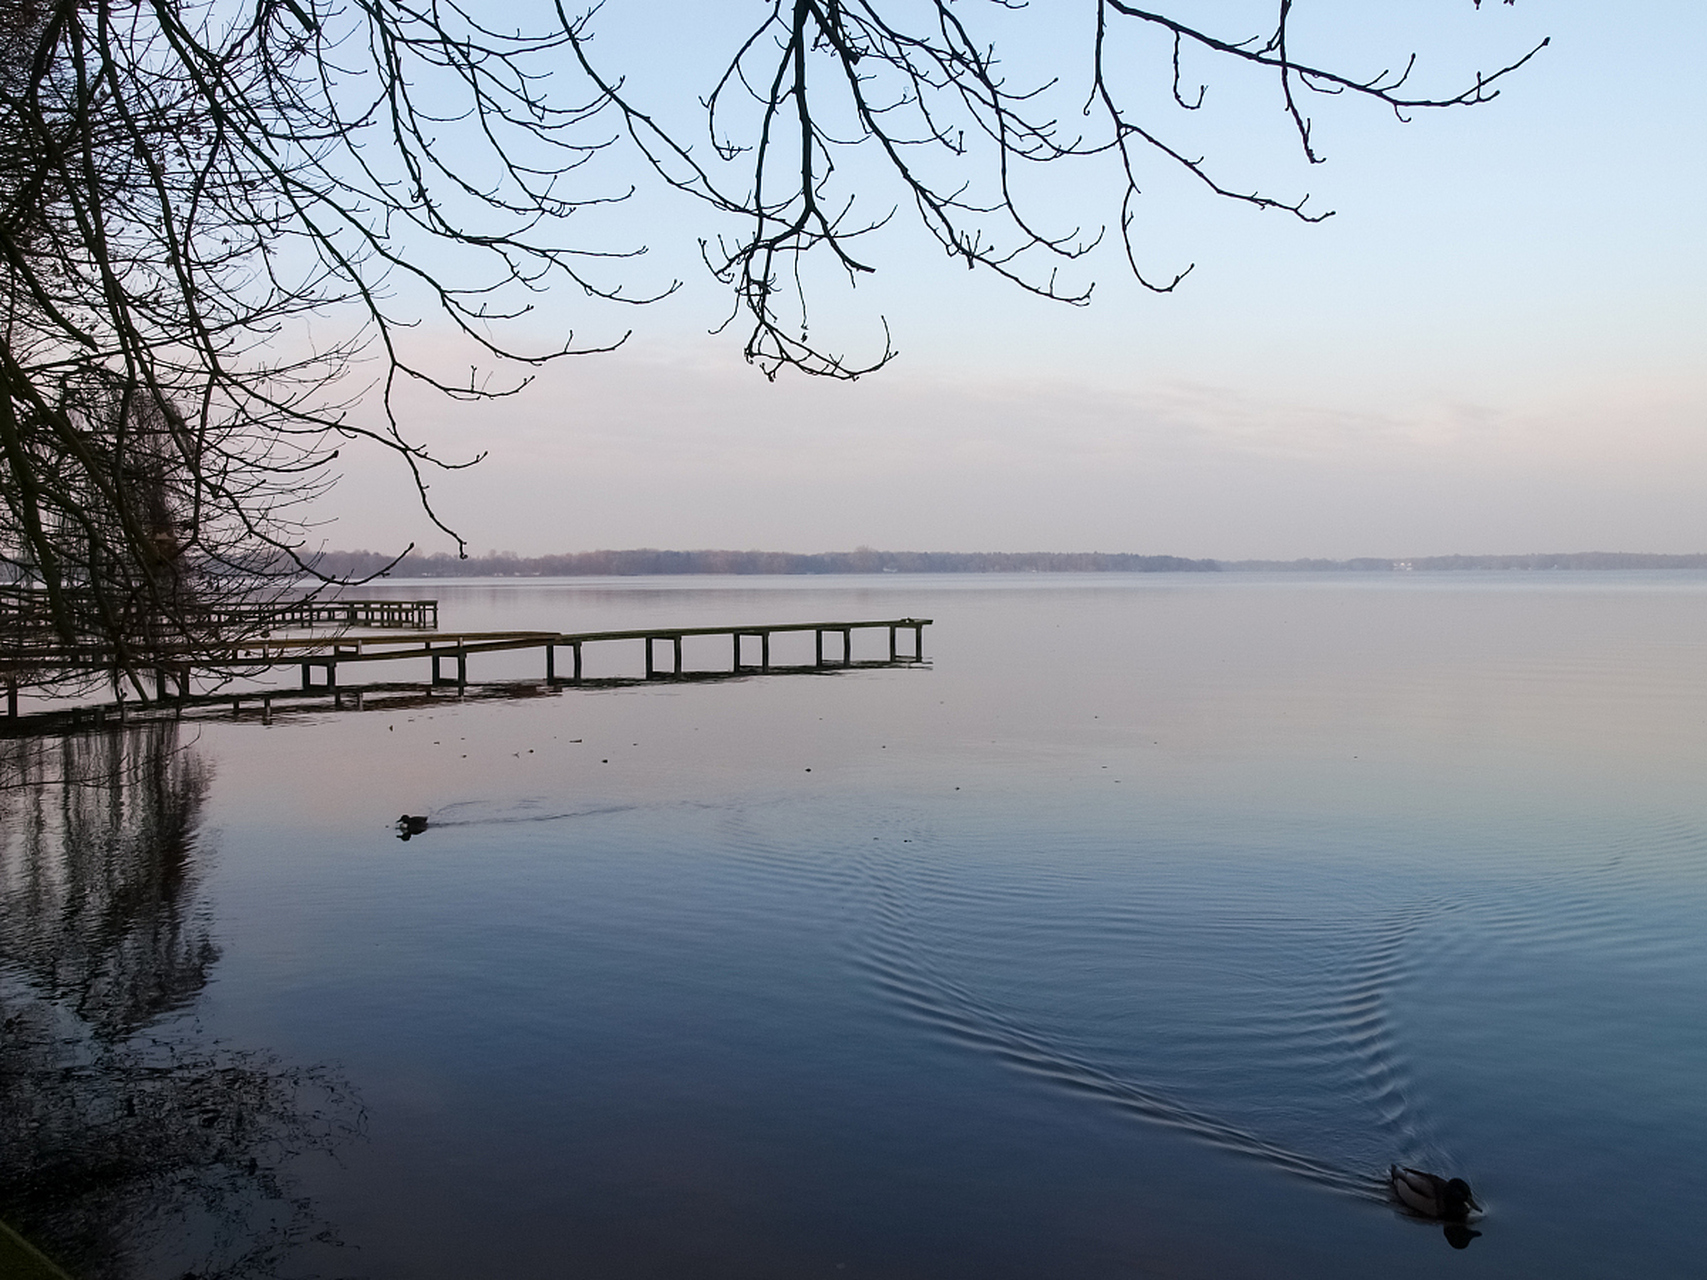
311;549;1707;578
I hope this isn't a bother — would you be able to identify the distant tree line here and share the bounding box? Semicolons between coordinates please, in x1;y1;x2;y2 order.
307;549;1707;580
312;548;1222;578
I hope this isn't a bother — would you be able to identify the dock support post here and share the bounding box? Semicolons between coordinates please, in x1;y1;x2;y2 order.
815;630;823;667
432;654;442;685
732;632;741;672
6;680;15;718
546;644;555;683
644;637;655;679
573;642;583;683
457;647;467;692
842;628;852;666
889;625;897;661
914;623;924;659
761;632;770;672
673;635;683;676
300;663;310;691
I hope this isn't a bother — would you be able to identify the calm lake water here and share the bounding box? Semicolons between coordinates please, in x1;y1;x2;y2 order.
4;573;1707;1278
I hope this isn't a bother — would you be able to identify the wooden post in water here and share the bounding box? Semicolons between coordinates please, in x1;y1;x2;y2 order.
842;628;852;667
644;637;655;679
761;631;770;672
889;625;897;661
914;622;924;658
673;635;683;676
815;629;824;667
429;651;462;688
573;641;583;683
732;632;741;672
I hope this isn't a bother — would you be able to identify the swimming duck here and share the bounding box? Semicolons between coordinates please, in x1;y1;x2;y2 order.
1389;1165;1480;1220
396;814;429;840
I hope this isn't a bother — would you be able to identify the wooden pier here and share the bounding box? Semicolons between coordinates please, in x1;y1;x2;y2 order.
266;617;931;689
1;604;929;722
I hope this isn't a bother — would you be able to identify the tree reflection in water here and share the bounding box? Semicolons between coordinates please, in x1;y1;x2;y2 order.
0;724;362;1280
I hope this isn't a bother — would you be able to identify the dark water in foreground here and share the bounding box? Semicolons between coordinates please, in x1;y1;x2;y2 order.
4;573;1707;1277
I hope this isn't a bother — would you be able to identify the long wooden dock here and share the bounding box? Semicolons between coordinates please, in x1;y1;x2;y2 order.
258;617;932;689
1;601;930;721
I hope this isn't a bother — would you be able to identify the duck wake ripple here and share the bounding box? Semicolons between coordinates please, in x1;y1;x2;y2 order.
835;811;1705;1204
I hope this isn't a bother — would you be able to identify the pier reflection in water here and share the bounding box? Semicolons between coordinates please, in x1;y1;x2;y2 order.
0;725;361;1280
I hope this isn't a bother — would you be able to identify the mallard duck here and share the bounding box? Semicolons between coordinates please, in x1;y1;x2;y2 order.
1389;1165;1480;1220
396;814;429;840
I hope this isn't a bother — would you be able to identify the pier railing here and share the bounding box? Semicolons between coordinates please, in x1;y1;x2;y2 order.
0;589;437;636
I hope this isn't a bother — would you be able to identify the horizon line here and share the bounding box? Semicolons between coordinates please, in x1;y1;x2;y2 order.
307;548;1707;576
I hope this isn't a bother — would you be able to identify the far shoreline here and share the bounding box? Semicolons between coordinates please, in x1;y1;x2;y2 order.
311;549;1707;580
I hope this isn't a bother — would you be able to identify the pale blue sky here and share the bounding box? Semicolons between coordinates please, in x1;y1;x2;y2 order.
325;1;1705;559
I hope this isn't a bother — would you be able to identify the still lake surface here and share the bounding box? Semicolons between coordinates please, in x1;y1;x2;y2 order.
4;572;1707;1278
